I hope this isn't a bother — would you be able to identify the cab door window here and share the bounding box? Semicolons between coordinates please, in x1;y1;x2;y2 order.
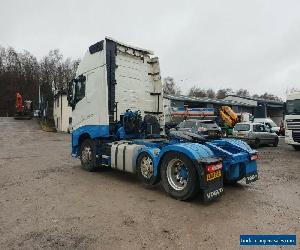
75;75;86;103
253;124;264;132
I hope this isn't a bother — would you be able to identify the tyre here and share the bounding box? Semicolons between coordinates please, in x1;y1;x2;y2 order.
79;139;99;171
292;145;300;151
160;152;199;201
222;130;228;138
224;179;238;185
273;137;279;147
253;138;260;149
136;152;159;185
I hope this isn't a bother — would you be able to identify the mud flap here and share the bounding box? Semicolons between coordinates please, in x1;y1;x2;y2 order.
202;178;224;201
245;171;258;184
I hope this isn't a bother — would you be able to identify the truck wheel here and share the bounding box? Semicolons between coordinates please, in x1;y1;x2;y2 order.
79;139;99;171
253;139;260;149
160;152;199;201
224;179;238;185
273;137;279;147
136;152;159;185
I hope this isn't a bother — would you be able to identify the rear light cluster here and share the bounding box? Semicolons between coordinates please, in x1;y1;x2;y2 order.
251;154;259;161
206;162;222;173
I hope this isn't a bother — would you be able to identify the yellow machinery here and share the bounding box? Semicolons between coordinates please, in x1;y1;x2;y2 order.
219;106;238;128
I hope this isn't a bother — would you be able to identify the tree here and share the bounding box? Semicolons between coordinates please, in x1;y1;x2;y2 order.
258;92;282;101
206;88;216;98
188;86;207;97
163;77;181;95
216;88;233;99
0;46;79;117
236;89;250;97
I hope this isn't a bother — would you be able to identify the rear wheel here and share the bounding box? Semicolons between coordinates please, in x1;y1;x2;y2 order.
79;139;99;171
160;152;199;201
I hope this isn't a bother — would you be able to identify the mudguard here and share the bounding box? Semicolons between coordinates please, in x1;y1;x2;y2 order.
206;139;258;182
138;143;222;189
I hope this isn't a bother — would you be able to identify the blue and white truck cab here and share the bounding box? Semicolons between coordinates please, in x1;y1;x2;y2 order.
68;37;258;201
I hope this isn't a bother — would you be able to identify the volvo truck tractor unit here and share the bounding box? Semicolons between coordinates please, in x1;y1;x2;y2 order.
285;91;300;150
68;37;258;201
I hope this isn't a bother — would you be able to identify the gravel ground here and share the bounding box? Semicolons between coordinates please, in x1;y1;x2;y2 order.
0;117;299;250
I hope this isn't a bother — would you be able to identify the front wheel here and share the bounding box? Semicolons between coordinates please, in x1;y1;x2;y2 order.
160;152;199;201
273;137;279;147
253;138;260;149
79;139;99;171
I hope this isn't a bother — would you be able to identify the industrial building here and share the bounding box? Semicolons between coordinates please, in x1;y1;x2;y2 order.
164;94;284;125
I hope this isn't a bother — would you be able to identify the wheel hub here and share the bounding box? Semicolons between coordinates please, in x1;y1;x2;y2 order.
140;156;154;179
167;159;189;191
81;146;92;163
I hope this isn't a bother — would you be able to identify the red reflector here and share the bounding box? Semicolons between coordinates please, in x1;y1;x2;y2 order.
206;163;222;173
251;154;259;161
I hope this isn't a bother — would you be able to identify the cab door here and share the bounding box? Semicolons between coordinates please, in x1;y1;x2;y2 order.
253;124;268;143
262;124;276;143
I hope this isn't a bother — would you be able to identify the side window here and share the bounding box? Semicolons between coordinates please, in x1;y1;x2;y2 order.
75;76;86;103
69;117;72;124
265;122;271;128
253;125;257;132
254;124;264;132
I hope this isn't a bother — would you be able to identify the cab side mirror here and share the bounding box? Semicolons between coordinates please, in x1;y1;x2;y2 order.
67;79;77;109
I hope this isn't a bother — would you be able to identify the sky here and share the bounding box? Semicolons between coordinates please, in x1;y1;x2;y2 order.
1;0;300;99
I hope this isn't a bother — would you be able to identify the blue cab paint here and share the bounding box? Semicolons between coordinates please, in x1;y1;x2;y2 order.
72;125;110;156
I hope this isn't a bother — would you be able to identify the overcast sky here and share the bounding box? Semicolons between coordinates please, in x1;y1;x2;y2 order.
1;0;300;98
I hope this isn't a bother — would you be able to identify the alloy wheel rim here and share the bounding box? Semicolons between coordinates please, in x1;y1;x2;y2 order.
140;156;154;179
166;159;188;191
81;146;92;164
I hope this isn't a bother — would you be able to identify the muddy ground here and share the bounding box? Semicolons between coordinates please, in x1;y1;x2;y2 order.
0;117;299;250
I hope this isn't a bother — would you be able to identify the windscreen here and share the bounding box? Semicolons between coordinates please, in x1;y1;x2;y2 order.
234;124;250;131
199;121;218;129
286;99;300;115
179;120;197;128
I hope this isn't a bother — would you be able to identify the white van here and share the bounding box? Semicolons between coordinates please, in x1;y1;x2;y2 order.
253;118;280;134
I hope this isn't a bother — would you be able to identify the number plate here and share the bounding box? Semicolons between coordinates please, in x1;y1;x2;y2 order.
245;172;258;184
206;170;222;181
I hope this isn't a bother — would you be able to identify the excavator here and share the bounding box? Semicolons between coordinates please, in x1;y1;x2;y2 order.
218;106;252;136
14;92;33;120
